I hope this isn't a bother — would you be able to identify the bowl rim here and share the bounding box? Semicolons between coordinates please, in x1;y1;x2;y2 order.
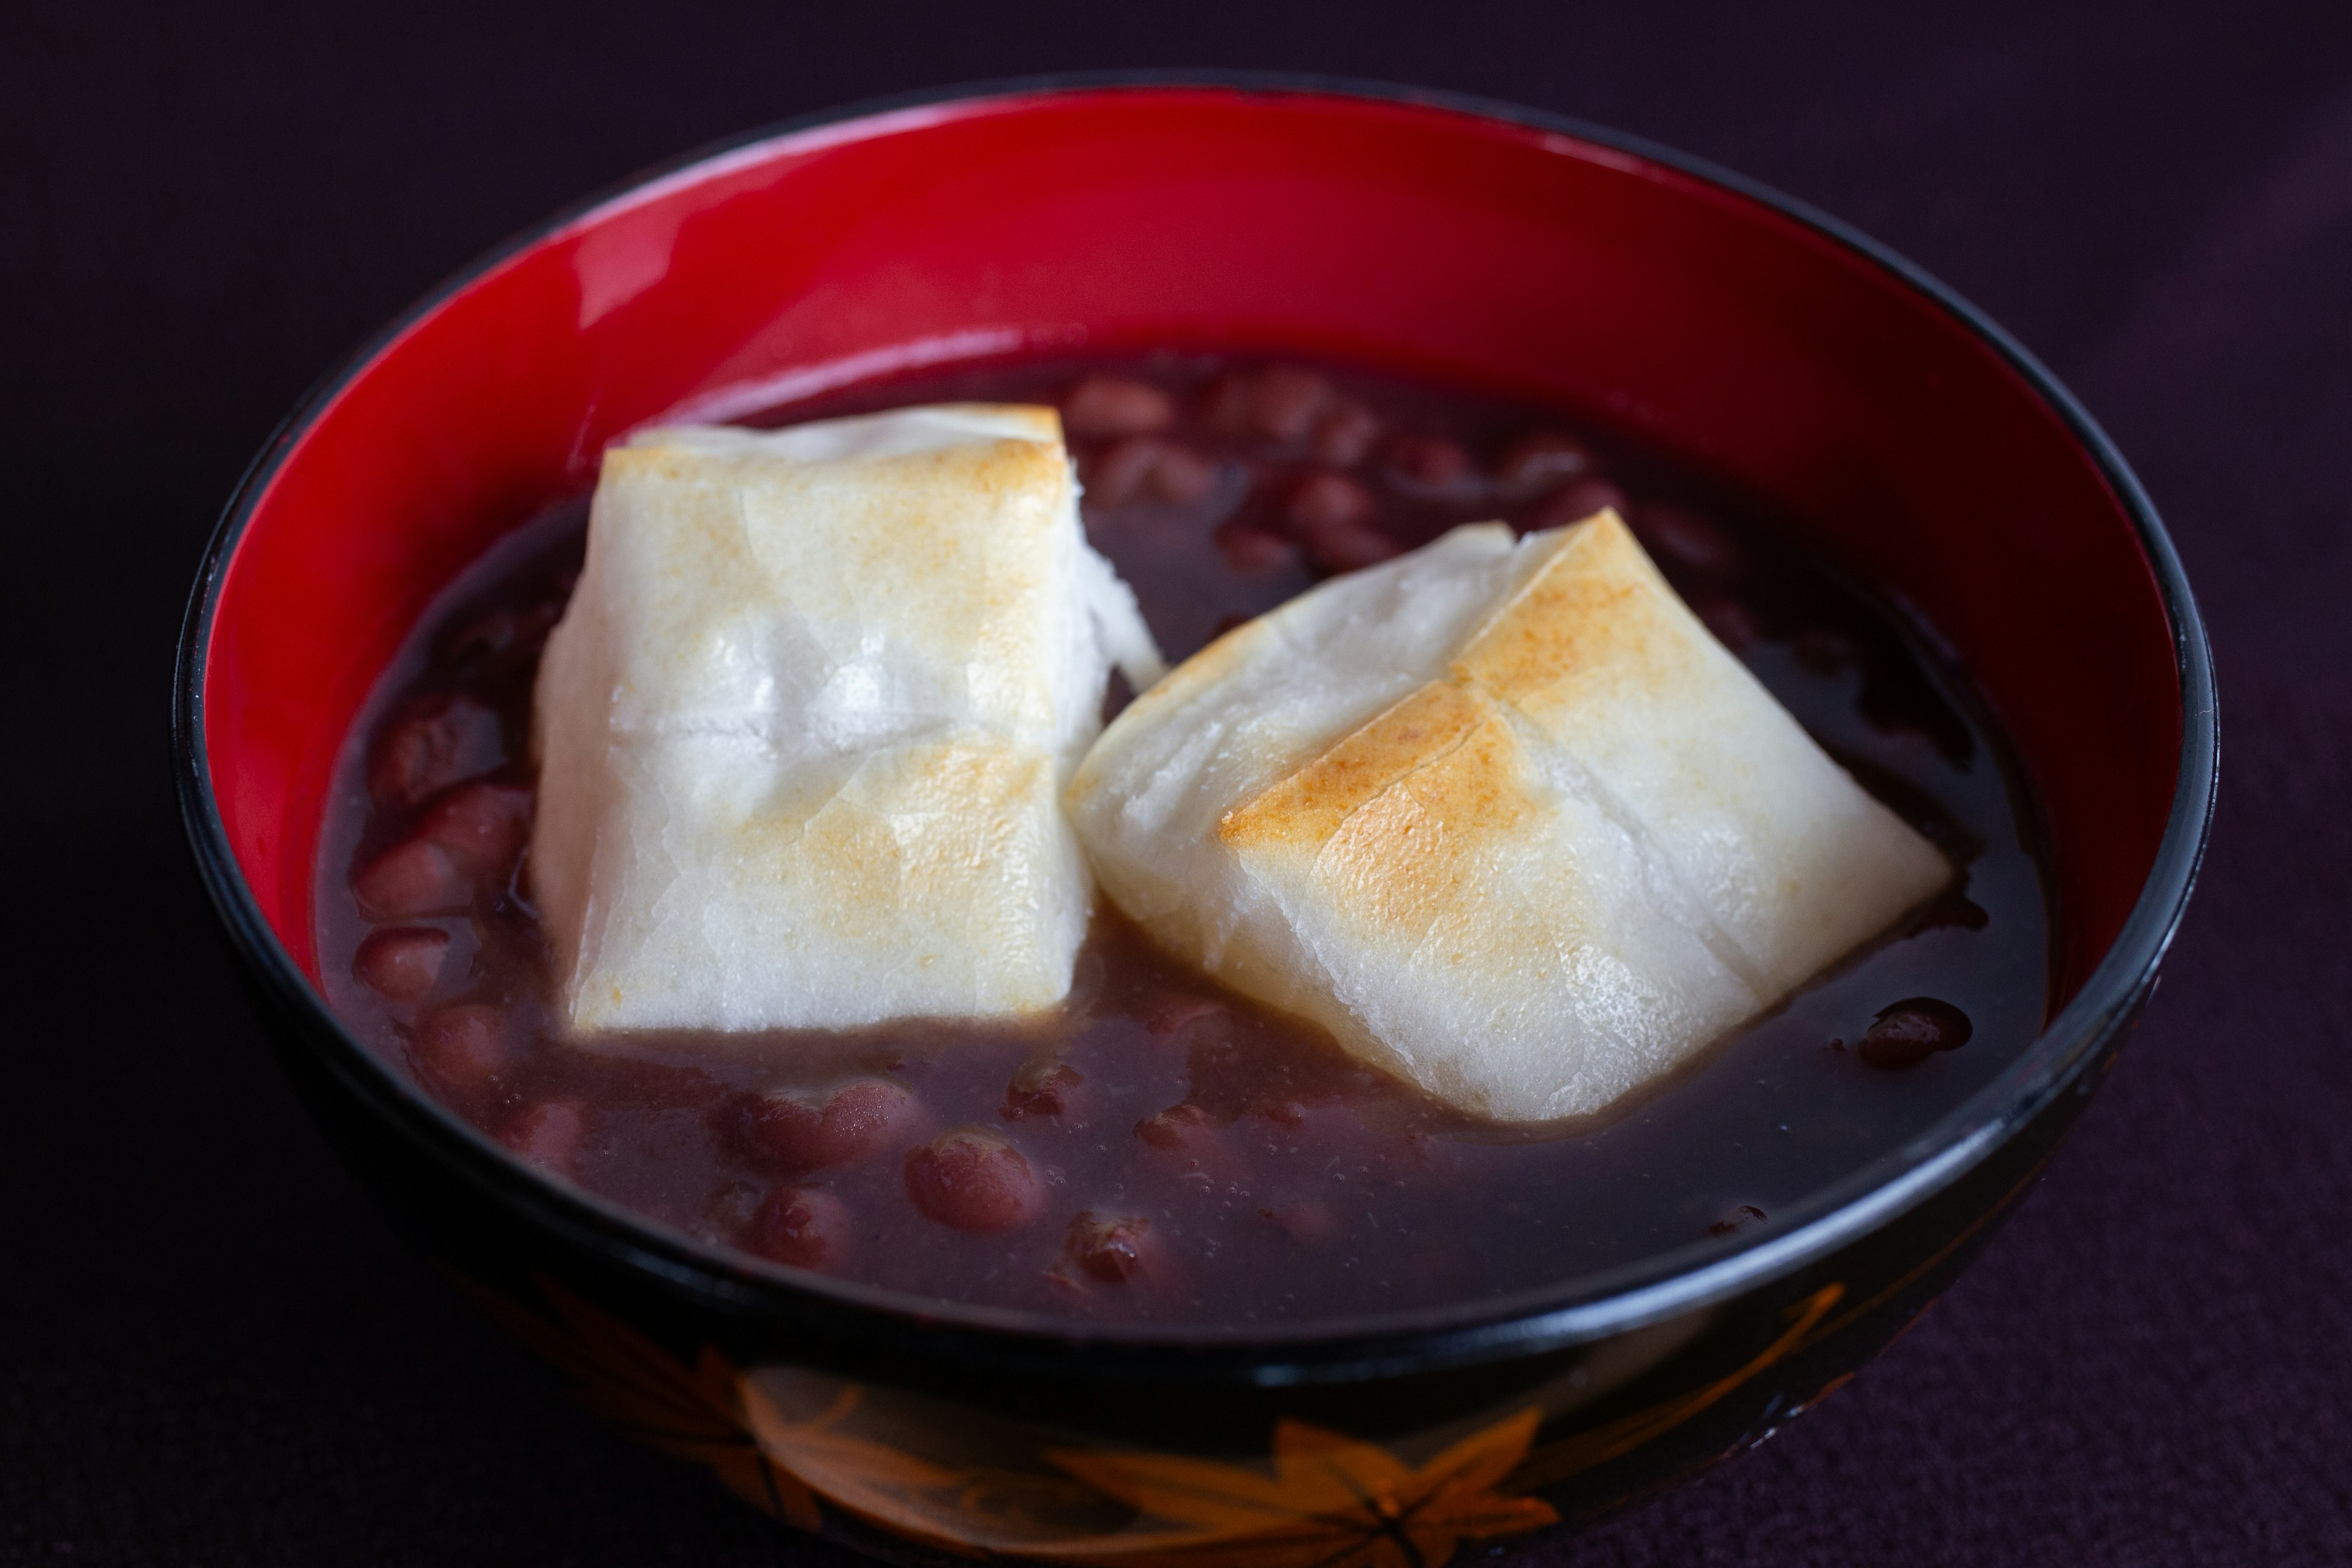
172;70;2217;1387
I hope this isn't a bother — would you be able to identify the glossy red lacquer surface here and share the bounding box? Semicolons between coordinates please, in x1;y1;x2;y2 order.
202;85;2179;1003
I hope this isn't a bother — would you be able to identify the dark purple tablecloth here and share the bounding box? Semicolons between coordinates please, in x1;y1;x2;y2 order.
6;3;2346;1561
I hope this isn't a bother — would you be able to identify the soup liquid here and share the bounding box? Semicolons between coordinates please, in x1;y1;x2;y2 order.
317;356;2048;1327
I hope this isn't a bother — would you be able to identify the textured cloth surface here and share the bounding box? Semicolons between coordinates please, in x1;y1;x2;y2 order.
4;4;2347;1562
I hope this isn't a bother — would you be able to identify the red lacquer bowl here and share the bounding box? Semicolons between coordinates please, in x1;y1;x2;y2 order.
173;77;2214;1562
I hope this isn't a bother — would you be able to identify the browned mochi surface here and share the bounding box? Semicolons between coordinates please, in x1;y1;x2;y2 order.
1222;682;1531;933
1069;510;1953;1121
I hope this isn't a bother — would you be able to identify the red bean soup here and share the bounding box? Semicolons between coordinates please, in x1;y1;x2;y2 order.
316;355;2048;1325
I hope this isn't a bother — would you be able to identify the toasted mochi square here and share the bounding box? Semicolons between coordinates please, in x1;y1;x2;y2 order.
532;405;1163;1036
1066;511;1950;1121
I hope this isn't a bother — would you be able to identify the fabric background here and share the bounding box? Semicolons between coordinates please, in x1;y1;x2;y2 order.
4;3;2347;1562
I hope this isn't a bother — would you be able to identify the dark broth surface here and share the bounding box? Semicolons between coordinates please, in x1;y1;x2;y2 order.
317;355;2048;1327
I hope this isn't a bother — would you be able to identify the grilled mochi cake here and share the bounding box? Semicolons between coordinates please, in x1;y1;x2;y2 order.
532;405;1163;1036
1065;510;1951;1122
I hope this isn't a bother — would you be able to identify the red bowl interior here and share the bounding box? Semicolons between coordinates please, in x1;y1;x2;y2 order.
198;83;2180;1015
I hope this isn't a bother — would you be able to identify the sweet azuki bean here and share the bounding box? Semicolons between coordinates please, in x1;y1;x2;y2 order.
1061;375;1176;438
739;1079;920;1170
411;1003;525;1096
1060;1212;1159;1285
1087;437;1218;507
905;1129;1044;1232
1003;1059;1085;1122
1858;999;1973;1071
417;777;533;876
368;693;505;810
352;925;450;1001
500;1098;587;1174
1284;472;1376;536
1310;401;1382;466
352;838;472;921
750;1186;851;1268
1248;366;1335;443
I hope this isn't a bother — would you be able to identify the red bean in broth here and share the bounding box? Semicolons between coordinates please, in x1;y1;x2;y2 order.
738;1079;921;1170
1278;473;1401;574
1381;433;1480;497
1858;998;1973;1071
1085;437;1219;508
1494;430;1594;495
1284;471;1376;536
352;926;451;1002
350;777;530;919
500;1098;588;1174
352;837;472;921
906;1129;1046;1232
438;600;562;680
1134;1102;1250;1189
1058;1211;1161;1286
1002;1058;1085;1123
1061;375;1176;439
750;1186;852;1269
1310;401;1382;466
1246;366;1335;444
368;692;506;810
417;777;533;877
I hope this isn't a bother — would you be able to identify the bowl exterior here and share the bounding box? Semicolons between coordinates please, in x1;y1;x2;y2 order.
177;77;2213;1562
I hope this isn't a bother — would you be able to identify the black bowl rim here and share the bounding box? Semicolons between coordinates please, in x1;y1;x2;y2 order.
173;70;2217;1388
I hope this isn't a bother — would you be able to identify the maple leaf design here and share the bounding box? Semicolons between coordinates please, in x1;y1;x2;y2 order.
1036;1408;1559;1568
